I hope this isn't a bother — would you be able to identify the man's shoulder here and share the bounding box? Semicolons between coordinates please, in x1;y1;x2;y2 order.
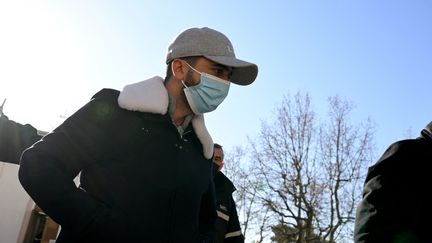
89;88;168;122
215;172;235;191
382;138;429;159
92;88;120;100
367;138;430;180
215;171;232;182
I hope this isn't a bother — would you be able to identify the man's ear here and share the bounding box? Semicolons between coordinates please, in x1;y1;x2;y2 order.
171;59;187;81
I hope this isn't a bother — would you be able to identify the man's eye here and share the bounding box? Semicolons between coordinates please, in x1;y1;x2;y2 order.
212;68;223;75
212;68;230;79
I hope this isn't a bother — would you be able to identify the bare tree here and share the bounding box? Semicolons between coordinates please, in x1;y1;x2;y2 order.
224;146;272;242
316;96;374;242
244;92;374;243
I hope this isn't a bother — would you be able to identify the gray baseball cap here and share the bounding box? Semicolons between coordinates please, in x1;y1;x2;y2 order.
166;27;258;86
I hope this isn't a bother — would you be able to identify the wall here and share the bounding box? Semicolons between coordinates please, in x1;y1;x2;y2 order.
0;162;34;243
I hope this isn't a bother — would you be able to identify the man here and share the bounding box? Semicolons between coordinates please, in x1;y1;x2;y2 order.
354;122;432;243
18;27;258;243
212;143;244;243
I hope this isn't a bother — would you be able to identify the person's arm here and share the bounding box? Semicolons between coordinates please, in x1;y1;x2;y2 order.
354;171;389;243
198;177;217;243
224;196;244;243
354;142;411;243
18;91;126;240
0;116;42;164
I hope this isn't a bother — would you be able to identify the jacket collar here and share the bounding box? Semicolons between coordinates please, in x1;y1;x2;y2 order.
117;76;214;159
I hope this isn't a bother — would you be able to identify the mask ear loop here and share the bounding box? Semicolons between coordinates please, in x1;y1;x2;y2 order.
183;62;201;75
171;60;178;79
181;80;188;89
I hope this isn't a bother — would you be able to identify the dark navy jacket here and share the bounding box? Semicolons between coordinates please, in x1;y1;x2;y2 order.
19;89;216;243
214;171;243;243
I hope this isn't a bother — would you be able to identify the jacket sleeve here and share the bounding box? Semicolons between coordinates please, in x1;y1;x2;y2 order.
354;170;387;243
18;92;126;239
0;116;42;164
354;142;412;243
198;177;217;243
224;196;244;243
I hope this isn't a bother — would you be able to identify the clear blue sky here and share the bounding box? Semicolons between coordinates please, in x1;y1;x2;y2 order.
1;0;431;159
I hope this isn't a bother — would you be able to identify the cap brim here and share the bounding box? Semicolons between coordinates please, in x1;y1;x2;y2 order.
204;55;258;86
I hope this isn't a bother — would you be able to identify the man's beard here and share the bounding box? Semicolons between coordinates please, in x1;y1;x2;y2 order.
183;69;197;86
181;69;197;100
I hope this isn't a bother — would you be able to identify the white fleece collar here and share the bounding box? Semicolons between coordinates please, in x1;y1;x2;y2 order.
117;76;214;159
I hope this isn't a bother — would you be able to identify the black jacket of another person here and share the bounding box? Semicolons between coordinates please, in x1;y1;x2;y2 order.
354;122;432;243
0;116;42;164
214;171;244;243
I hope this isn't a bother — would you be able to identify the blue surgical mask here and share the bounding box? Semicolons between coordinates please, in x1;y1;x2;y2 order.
182;62;230;114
